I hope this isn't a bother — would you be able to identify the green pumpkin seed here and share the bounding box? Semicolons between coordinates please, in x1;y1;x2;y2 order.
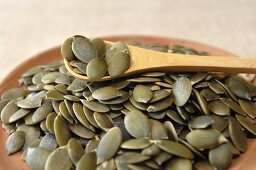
149;119;168;140
124;110;150;138
229;78;251;100
21;66;42;77
238;99;256;118
166;110;187;125
72;36;98;63
69;123;95;139
176;106;190;121
210;114;228;132
128;77;162;83
91;38;106;58
45;146;73;170
61;37;76;61
141;144;161;156
215;79;238;102
209;143;232;170
154;140;194;159
54;115;72;146
5;130;25;155
67;79;87;92
129;96;147;110
42;72;63;84
133;85;153;103
17;124;40;151
229;116;247;152
148;110;167;119
39;134;58;150
172;77;192;106
236;114;256;135
127;164;152;170
1;88;28;100
32;101;53;123
81;99;110;112
97;158;115;170
116;152;150;164
87;57;107;80
165;158;192;170
2;123;16;134
17;91;45;109
46;112;57;134
40;120;48;132
46;90;64;100
92;86;121;100
155;81;173;88
164;121;179;141
85;138;99;153
108;52;130;78
208;100;230;116
186;129;227;149
26;147;52;170
55;84;68;94
94;112;114;131
121;139;151;149
97;127;122;164
221;98;246;116
154;151;173;165
149;89;170;103
9;108;30;123
208;82;225;94
188;115;214;129
190;73;208;85
141;72;166;77
59;101;73;123
73;102;94;130
147;97;173;112
201;88;220;101
179;139;206;159
194;161;215;170
67;138;84;165
193;89;210;115
77;151;97;170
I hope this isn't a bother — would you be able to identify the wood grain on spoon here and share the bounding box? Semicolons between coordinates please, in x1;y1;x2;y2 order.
64;40;256;82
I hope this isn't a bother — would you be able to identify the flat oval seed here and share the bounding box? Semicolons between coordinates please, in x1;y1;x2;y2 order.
238;99;256;119
91;38;106;58
32;101;53;123
69;124;95;139
94;112;114;131
124;110;150;138
208;100;230;116
190;73;208;85
61;37;75;61
92;86;120;100
1;87;28;100
229;78;251;100
6;131;25;155
39;134;58;150
154;140;194;159
194;161;215;170
67;79;87;92
46;112;57;134
133;85;153;103
149;119;168;140
72;36;98;63
81;100;110;113
201;88;220;101
45;147;73;170
67;138;84;165
229;116;247;152
236;114;256;135
172;77;192;106
149;89;170;103
210;114;229;132
142;144;161;156
1;100;19;124
165;158;192;170
73;102;93;130
97;159;115;170
26;147;52;170
59;101;73;123
129;96;147;110
208;82;225;94
116;152;150;164
87;58;107;80
21;66;42;77
147;97;173;112
121;139;152;149
193;89;210;115
154;151;173;166
108;51;130;78
77;151;97;170
85;139;99;153
46;90;64;100
164;121;179;141
209;143;232;170
186;129;227;149
54;115;72;146
42;72;63;84
9;108;30;123
221;98;246;116
97;127;122;164
188;115;214;129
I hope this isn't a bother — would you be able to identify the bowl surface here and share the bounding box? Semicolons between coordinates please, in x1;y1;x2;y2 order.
0;35;255;170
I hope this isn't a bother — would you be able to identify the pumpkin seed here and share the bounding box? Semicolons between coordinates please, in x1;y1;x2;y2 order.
238;99;256;118
91;38;106;58
147;97;173;112
9;108;30;123
128;77;162;83
54;115;72;146
92;86;121;100
46;90;64;100
22;66;42;77
32;101;53;123
201;88;220;101
96;158;115;170
172;77;192;106
45;146;73;170
154;151;173;165
46;112;57;134
236;114;256;135
97;127;122;164
72;36;97;63
1;88;28;100
166;110;187;125
42;72;63;84
228;116;247;152
26;147;52;170
81;99;110;112
124;110;150;138
164;121;179;141
133;85;153;103
67;138;84;165
121;139;152;149
165;158;192;170
94;112;114;131
208;82;225;94
61;37;76;61
154;140;194;159
149;119;168;140
69;123;95;139
116;152;150;164
85;138;99;153
229;78;251;100
67;79;87;92
210;114;228;132
188;115;214;129
186;129;227;149
194;161;216;170
5;130;25;155
208;100;230;116
193;89;210;115
77;151;97;170
73;102;94;130
39;134;58;150
108;51;130;78
220;98;246;116
87;57;108;80
141;144;161;156
209;143;232;170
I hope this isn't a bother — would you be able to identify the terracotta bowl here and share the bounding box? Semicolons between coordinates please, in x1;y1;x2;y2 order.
0;35;255;170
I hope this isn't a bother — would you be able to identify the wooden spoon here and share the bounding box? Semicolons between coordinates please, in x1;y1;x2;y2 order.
64;40;256;82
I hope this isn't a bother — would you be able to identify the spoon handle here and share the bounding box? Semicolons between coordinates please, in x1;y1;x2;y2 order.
130;47;256;73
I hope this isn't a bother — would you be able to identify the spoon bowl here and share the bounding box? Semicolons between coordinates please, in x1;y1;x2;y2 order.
64;40;256;82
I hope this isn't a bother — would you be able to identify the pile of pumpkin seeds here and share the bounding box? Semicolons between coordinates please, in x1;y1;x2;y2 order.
62;35;131;80
1;41;256;170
